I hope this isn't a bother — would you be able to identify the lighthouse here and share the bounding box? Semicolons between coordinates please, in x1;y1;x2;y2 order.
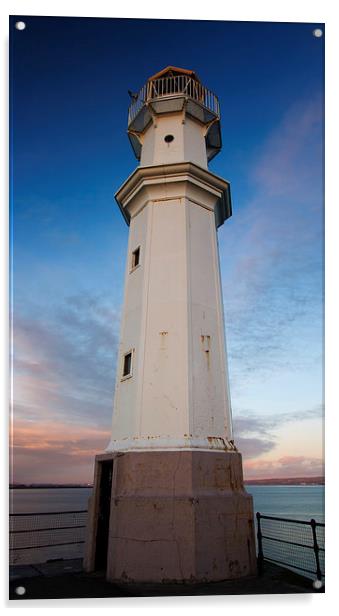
84;66;257;583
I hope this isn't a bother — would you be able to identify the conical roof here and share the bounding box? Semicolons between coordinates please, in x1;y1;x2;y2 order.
147;66;201;82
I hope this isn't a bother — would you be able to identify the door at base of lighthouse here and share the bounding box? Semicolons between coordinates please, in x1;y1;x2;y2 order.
95;460;113;570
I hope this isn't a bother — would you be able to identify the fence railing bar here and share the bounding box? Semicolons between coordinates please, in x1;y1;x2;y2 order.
10;541;85;551
258;514;324;527
261;534;315;551
256;512;264;575
311;518;322;581
10;525;86;534
9;510;87;517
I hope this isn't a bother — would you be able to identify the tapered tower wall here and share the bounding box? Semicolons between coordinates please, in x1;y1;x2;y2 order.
107;167;234;453
84;67;256;583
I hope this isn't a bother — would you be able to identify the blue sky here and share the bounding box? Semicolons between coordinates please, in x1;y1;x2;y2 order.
10;16;324;483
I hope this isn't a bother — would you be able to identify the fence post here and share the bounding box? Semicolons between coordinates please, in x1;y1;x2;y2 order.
256;512;264;575
310;518;322;581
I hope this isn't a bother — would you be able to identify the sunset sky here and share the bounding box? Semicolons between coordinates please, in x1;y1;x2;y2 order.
10;16;324;484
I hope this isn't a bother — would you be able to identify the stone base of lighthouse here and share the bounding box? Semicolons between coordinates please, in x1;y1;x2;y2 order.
84;450;257;583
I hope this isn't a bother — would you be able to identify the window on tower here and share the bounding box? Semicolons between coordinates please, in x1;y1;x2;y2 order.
122;350;133;379
131;246;140;271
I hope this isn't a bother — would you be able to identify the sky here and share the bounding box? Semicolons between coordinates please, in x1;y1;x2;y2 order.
9;16;324;484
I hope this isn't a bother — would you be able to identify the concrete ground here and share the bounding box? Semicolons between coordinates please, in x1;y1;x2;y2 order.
9;558;324;600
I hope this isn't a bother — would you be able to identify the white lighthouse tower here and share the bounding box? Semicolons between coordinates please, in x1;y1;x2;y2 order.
85;67;257;583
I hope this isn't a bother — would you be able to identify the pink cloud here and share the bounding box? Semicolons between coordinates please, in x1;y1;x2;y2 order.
243;455;324;480
10;420;110;484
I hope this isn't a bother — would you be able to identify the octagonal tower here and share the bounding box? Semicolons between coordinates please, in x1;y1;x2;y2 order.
84;66;257;584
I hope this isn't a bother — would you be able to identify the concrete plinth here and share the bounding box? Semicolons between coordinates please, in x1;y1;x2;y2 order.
84;450;257;583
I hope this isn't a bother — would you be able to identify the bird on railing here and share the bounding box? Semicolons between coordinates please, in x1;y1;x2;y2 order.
128;90;138;102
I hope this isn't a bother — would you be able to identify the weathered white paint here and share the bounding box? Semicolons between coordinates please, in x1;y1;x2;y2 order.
140;112;208;168
107;90;233;453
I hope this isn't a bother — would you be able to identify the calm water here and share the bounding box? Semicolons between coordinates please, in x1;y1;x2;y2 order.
10;487;93;514
10;485;325;521
246;485;324;522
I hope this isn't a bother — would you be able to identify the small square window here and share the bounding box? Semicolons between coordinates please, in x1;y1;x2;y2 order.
122;351;132;378
131;247;140;270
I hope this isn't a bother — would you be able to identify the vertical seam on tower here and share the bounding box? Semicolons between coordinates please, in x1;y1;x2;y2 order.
217;230;234;439
138;202;154;437
185;197;194;439
109;218;133;447
210;215;232;440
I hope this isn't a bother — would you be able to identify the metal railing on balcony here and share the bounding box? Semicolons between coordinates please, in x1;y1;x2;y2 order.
256;512;325;582
128;75;220;126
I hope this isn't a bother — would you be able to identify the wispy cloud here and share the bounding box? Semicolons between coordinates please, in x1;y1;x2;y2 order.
12;292;120;427
11;292;119;483
219;96;323;384
251;97;323;198
233;405;323;460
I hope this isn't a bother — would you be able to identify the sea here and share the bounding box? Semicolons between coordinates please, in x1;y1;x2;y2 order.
9;485;325;575
9;484;325;520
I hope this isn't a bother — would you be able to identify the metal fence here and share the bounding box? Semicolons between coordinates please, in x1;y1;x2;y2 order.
10;508;325;581
256;512;325;581
9;510;87;565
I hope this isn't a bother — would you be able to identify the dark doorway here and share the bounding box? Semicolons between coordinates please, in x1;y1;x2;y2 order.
95;460;113;570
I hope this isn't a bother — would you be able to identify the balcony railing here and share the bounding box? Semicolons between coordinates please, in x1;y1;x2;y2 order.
128;75;220;126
